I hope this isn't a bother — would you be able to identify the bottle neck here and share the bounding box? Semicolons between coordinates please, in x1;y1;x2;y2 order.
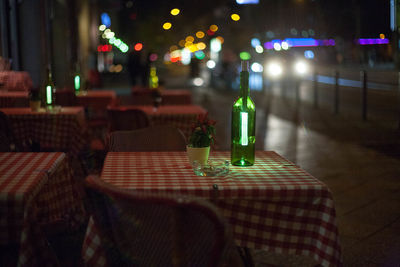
240;70;249;99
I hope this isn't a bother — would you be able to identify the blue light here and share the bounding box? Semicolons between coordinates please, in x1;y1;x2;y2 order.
251;38;260;48
304;50;314;59
101;13;111;28
249;73;263;91
285;38;318;47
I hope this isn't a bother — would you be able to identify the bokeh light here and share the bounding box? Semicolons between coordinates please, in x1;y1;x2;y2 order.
281;41;289;50
193;77;204;86
163;22;172;30
231;14;240;21
216;36;224;44
171;8;180;16
149;53;158;62
251;62;263;72
196;31;205;39
170;45;178;51
209;25;218;32
134;43;143;51
178;40;186;47
196;42;206;50
195;50;205;60
99;25;106;31
207;60;216;69
380;33;385;39
185;36;194;43
255;45;263;53
239;51;251;60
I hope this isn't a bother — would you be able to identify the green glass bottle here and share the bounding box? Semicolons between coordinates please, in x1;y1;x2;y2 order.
231;61;256;166
44;66;56;106
74;63;81;93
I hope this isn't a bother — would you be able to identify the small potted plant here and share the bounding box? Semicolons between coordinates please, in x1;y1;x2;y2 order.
29;89;41;111
187;113;216;165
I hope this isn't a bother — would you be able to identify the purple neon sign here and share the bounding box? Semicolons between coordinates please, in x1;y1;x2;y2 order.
358;38;389;45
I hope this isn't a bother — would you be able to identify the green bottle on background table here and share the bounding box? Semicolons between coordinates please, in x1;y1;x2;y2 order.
44;66;56;106
231;61;256;166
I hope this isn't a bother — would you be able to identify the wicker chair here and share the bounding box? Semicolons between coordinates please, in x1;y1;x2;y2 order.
107;108;150;132
84;175;241;267
108;125;187;152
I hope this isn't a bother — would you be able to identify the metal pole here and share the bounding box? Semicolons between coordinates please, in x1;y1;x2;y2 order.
398;72;400;129
334;70;339;114
361;70;368;121
295;78;300;103
313;70;318;108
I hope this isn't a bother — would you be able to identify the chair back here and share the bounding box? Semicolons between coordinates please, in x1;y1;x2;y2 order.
0;111;18;151
84;175;231;267
107;108;150;132
108;125;187;152
55;89;77;106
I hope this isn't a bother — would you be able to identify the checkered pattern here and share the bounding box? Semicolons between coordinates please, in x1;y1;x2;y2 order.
83;151;342;267
0;107;88;156
0;71;33;91
0;152;85;267
0;91;29;107
110;105;206;138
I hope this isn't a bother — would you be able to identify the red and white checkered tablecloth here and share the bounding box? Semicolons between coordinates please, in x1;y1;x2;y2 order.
82;151;342;267
109;105;207;138
0;152;85;267
0;107;88;156
0;91;29;107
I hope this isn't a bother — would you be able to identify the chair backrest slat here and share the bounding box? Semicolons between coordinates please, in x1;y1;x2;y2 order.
108;125;187;152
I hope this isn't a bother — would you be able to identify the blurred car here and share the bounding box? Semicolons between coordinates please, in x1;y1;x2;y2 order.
264;51;313;81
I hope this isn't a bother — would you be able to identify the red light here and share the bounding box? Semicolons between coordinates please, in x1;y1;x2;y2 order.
129;13;137;20
149;53;158;62
207;29;215;36
134;43;143;51
98;45;112;52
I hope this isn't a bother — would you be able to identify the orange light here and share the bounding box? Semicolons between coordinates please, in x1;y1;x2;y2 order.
209;25;218;32
380;33;385;39
178;40;186;47
216;36;224;44
196;31;205;39
185;36;194;42
170;45;178;51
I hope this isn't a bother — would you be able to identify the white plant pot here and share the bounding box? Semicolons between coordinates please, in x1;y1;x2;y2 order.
186;145;210;166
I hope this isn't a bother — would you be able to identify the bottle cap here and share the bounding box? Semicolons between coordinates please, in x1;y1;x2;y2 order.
241;61;249;71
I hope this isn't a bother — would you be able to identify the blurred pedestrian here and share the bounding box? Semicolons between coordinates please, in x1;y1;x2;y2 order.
127;50;143;87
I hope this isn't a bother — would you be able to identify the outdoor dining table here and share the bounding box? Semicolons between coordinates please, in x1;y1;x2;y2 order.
0;91;30;107
75;90;117;109
130;87;192;105
0;152;85;267
82;151;342;267
107;104;207;138
0;106;88;156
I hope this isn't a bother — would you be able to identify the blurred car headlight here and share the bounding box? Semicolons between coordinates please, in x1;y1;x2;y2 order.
267;62;283;77
294;61;308;75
